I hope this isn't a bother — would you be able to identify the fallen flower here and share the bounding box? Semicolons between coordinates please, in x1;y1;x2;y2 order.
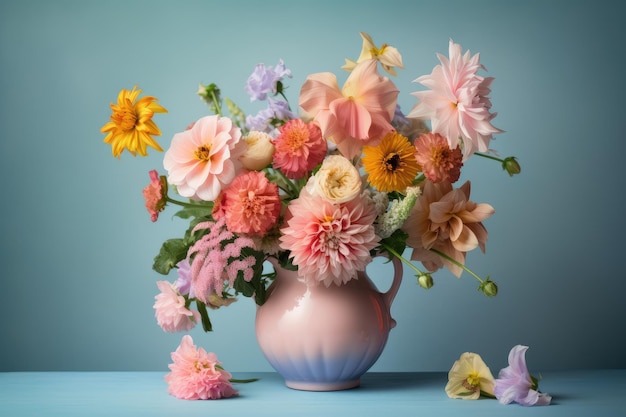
494;345;552;406
445;352;495;400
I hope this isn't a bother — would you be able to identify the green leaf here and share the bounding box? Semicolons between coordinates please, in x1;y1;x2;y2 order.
152;238;187;275
196;300;213;332
173;204;213;220
379;228;408;259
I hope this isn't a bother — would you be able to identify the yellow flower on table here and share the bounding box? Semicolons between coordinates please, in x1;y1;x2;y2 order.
101;86;167;158
445;352;495;400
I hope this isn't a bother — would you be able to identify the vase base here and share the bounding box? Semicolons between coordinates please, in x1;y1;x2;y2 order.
285;379;360;391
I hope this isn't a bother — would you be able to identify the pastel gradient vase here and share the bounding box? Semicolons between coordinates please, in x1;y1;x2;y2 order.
255;256;403;391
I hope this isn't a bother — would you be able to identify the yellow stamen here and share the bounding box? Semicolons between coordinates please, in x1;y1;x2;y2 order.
195;145;212;161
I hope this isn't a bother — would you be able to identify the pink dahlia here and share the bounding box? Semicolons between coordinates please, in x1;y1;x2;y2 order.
163;115;243;201
216;171;281;237
299;59;398;159
165;335;237;400
142;170;167;222
279;188;380;286
153;281;200;333
402;180;494;277
414;132;463;183
273;119;327;179
408;40;502;159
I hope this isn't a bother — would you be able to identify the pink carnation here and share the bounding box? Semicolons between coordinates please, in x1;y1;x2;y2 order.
299;59;398;159
163;115;243;201
408;39;502;159
153;281;200;333
272;119;327;179
402;180;494;277
215;171;281;237
280;188;380;286
165;335;237;400
142;170;166;222
414;132;463;183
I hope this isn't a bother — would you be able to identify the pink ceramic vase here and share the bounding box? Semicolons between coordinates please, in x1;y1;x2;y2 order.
255;256;403;391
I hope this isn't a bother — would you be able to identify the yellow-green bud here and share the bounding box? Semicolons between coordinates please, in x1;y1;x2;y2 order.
502;157;521;176
480;280;498;297
418;273;434;290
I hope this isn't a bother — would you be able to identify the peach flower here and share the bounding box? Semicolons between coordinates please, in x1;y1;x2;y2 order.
414;132;463;183
299;59;398;159
306;155;362;204
272;119;327;179
239;130;275;171
163;115;243;201
153;281;200;333
402;180;494;277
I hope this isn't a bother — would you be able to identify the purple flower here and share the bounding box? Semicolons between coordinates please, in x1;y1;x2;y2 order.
267;98;296;121
245;108;275;132
173;259;194;298
245;59;292;102
494;345;552;406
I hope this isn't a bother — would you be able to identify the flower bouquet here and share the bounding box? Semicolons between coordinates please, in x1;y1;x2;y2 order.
101;32;519;335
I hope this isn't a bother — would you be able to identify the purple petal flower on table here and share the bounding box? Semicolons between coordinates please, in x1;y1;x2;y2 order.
494;345;552;406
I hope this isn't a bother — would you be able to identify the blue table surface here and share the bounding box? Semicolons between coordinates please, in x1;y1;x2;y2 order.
1;370;625;417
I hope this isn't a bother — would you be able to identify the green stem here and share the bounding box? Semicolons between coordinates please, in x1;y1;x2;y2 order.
210;90;222;116
474;152;504;163
380;242;427;277
165;197;210;209
429;248;485;284
230;378;260;384
272;168;299;198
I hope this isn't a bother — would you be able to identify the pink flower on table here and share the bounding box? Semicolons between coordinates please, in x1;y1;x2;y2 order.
165;335;237;400
213;171;281;237
279;188;379;286
142;170;167;222
273;118;327;179
153;281;200;333
402;180;494;277
414;132;463;183
163;115;243;201
495;345;552;406
299;59;399;159
408;39;502;159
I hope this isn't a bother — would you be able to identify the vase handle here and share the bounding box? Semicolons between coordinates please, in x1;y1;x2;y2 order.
376;255;403;329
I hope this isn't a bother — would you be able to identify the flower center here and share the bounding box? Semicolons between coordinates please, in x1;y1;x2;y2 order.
113;108;137;131
383;153;401;172
462;371;481;392
285;127;308;152
194;145;212;161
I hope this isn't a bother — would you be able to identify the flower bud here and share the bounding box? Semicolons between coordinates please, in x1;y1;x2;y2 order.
239;131;275;171
479;279;498;297
502;157;521;176
418;273;434;290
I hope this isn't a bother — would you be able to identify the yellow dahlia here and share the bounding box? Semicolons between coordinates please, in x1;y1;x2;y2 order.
362;132;420;192
101;86;167;158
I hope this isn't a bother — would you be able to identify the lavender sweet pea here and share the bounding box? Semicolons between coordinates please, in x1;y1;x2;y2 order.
494;345;552;406
245;59;292;102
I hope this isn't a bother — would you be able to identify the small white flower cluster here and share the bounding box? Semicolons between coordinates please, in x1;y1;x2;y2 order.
374;186;421;238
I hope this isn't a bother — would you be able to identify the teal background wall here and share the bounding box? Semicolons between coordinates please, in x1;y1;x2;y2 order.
1;0;624;372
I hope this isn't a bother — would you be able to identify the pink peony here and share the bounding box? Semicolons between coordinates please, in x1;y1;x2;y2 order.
279;188;380;286
214;171;281;237
165;335;237;400
163;115;243;201
299;59;399;159
272;119;327;179
142;170;167;222
408;40;502;159
402;180;494;277
414;132;463;183
153;281;200;333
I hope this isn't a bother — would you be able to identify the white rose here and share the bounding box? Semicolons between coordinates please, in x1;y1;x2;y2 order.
307;155;362;204
239;131;275;171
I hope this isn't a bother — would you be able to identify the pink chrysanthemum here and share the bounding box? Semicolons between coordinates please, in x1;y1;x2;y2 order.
414;132;463;183
187;218;258;303
402;180;494;277
279;188;380;286
214;171;281;237
408;40;502;159
164;335;237;400
273;119;327;179
163;115;243;201
142;170;167;222
153;281;200;333
299;59;399;159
